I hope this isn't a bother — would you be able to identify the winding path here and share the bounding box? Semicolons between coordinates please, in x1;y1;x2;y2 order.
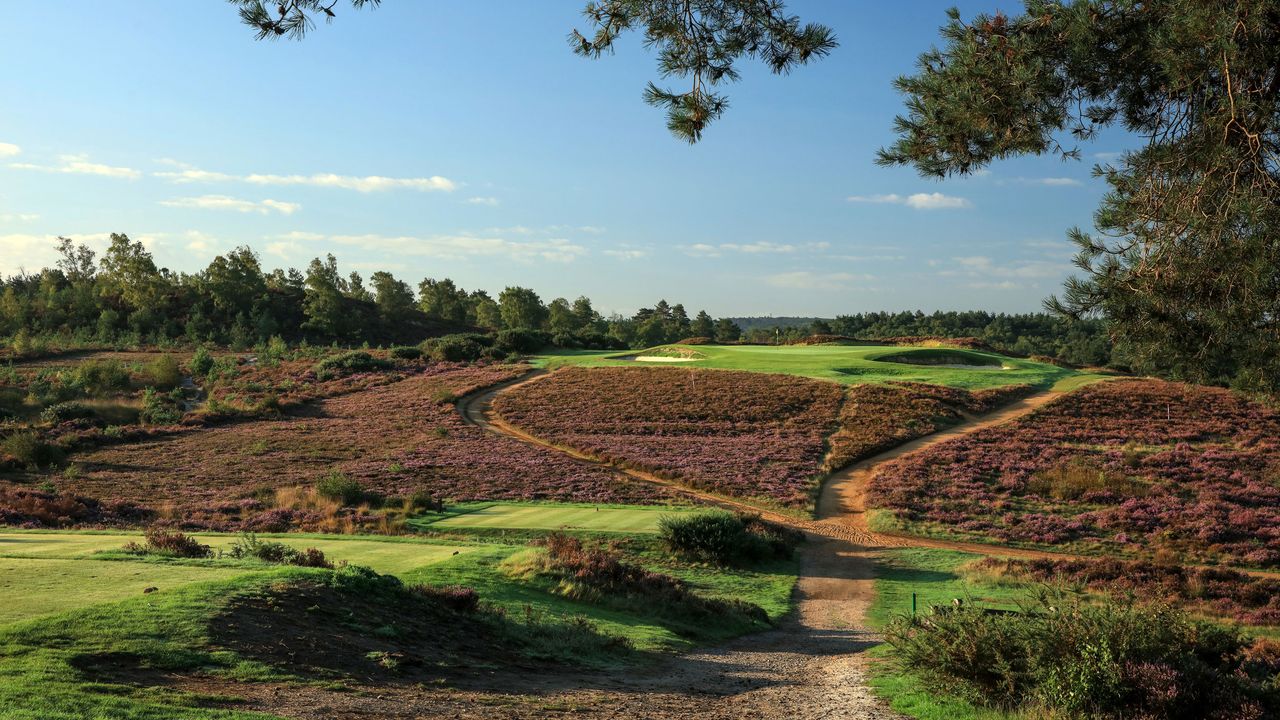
450;369;1076;718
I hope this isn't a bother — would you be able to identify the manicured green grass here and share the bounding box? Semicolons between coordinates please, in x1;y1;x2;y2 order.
418;502;699;534
0;531;476;574
0;557;246;626
535;344;1101;390
0;530;478;625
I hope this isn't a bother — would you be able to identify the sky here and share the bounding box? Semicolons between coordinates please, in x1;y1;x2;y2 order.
0;1;1134;318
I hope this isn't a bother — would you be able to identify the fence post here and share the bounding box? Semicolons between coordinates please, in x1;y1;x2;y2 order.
912;592;917;617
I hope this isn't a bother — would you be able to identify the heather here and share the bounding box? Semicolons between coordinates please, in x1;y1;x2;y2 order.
10;364;679;530
493;366;844;508
824;381;1034;471
972;556;1280;627
886;590;1280;718
869;380;1280;567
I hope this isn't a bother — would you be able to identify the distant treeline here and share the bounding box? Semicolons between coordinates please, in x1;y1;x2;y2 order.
734;312;1115;368
0;235;744;352
1;235;1114;365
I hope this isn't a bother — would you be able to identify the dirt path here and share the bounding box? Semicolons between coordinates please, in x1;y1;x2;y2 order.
446;370;1089;718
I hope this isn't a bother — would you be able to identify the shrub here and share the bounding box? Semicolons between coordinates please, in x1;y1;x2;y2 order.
658;511;799;565
413;584;480;612
1026;459;1147;501
145;354;182;389
1;432;63;468
524;533;768;625
885;590;1279;718
39;401;95;424
188;346;214;377
125;528;212;558
139;387;183;425
70;358;131;396
494;329;550;355
313;351;391;381
421;335;488;362
390;345;423;360
227;533;333;568
315;471;368;506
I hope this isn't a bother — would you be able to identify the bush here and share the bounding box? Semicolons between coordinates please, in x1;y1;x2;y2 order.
421;334;488;362
1;432;63;468
413;584;480;612
125;528;212;558
313;351;391;381
145;354;182;389
885;590;1280;718
389;345;423;360
39;401;95;424
70;358;131;396
315;471;369;506
139;387;183;425
188;346;214;377
494;329;550;355
658;511;800;565
227;533;333;568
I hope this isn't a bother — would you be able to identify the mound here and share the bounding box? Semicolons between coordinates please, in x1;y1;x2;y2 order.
870;379;1280;567
874;348;1005;369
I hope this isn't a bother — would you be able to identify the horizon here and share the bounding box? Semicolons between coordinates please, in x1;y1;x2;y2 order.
1;1;1130;317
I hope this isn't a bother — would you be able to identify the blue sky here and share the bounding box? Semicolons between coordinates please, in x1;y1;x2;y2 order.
0;1;1131;317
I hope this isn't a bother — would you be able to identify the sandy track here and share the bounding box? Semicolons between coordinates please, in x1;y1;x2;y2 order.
443;370;1089;718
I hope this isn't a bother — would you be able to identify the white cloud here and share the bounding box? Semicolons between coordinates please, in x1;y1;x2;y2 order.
966;280;1022;290
0;232;126;276
765;271;870;291
10;154;140;179
681;241;829;257
315;232;586;263
846;192;971;210
1011;176;1082;187
466;196;499;206
941;255;1070;280
159;194;300;215
244;173;455;193
0;143;20;157
154;160;456;193
603;248;648;260
1093;151;1123;161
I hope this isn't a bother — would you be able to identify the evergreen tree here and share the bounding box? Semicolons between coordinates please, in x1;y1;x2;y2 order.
691;310;715;338
881;1;1280;393
301;255;349;339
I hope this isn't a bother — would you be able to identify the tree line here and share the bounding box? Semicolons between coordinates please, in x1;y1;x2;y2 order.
0;235;744;351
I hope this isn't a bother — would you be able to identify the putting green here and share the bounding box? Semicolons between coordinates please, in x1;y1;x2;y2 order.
425;503;697;533
535;343;1100;390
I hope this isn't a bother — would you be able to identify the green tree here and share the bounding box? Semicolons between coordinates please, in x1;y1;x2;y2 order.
370;270;416;324
231;0;835;143
417;278;468;324
879;2;1280;393
301;254;350;339
571;295;601;332
97;233;165;310
472;292;503;330
691;310;714;338
713;317;741;343
498;286;547;330
547;297;577;335
204;246;267;320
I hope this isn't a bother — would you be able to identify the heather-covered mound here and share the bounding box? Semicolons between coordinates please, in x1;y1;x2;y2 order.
16;364;677;530
870;379;1280;567
494;366;844;508
824;381;1033;471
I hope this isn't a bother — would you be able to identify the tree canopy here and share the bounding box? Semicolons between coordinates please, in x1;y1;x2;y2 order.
879;1;1280;394
228;0;835;143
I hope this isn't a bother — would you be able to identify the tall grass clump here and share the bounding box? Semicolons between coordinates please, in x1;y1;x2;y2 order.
68;358;131;396
885;589;1280;719
1;431;63;468
145;354;182;389
658;511;801;565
